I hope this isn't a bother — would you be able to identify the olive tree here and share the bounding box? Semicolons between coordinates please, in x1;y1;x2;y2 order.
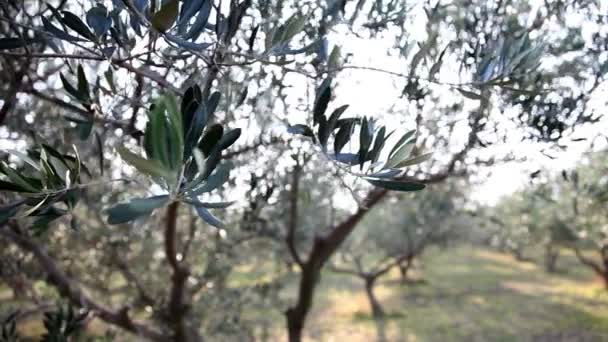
556;153;608;287
331;185;461;320
488;152;608;282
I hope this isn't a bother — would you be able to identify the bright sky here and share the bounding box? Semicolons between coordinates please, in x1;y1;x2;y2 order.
2;0;606;209
312;1;608;206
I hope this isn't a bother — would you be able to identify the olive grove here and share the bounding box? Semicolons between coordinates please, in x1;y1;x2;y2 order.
0;0;606;341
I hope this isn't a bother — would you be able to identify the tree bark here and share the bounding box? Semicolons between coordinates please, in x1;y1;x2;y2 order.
398;263;408;282
398;257;412;283
602;272;608;290
286;261;320;342
364;277;384;319
513;246;526;262
544;244;559;273
285;189;388;342
573;247;608;290
163;202;202;342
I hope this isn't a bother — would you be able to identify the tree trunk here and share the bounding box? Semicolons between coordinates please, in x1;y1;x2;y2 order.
574;247;608;290
285;262;320;342
602;255;608;291
373;315;388;342
7;275;28;299
364;277;384;319
513;246;526;262
286;309;305;342
260;320;270;342
285;189;389;342
398;257;412;283
398;263;407;282
544;244;559;273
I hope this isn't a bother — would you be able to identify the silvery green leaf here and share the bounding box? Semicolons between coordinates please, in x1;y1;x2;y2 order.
192;148;206;173
429;44;449;81
395;152;434;168
457;88;482;100
326;105;349;133
198;124;224;156
0;163;39;192
334;153;359;166
188;162;231;195
195;205;223;228
313;78;332;124
86;5;112;36
334;119;355;156
367;169;402;179
60;10;96;41
76;65;90;102
106;195;169;225
287;124;314;138
280;14;306;44
328;45;341;70
42;16;85;42
165;34;213;50
358;117;372;168
117;146;172;180
367;127;388;164
185;199;234;209
5;150;41;171
388;130;416;159
178;0;205;28
218;128;241;150
386;141;414;169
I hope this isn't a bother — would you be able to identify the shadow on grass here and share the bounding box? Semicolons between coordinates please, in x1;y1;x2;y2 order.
312;247;608;342
380;251;608;341
347;284;608;341
352;310;406;322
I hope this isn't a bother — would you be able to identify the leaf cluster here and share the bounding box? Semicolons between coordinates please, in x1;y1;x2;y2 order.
107;87;241;227
288;77;433;192
0;145;88;233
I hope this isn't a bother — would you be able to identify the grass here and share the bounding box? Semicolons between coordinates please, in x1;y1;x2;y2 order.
295;245;608;341
5;245;608;341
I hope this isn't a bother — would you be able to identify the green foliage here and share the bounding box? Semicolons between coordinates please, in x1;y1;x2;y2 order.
288;77;430;192
548;218;578;245
0;305;88;342
105;195;170;225
0;146;86;232
107;89;240;227
473;33;543;84
151;0;179;32
41;304;88;342
117;146;172;180
59;64;94;139
486;152;608;261
197;124;223;156
85;5;112;37
60;68;90;104
264;12;311;55
0;311;18;342
339;184;462;282
60;10;96;41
